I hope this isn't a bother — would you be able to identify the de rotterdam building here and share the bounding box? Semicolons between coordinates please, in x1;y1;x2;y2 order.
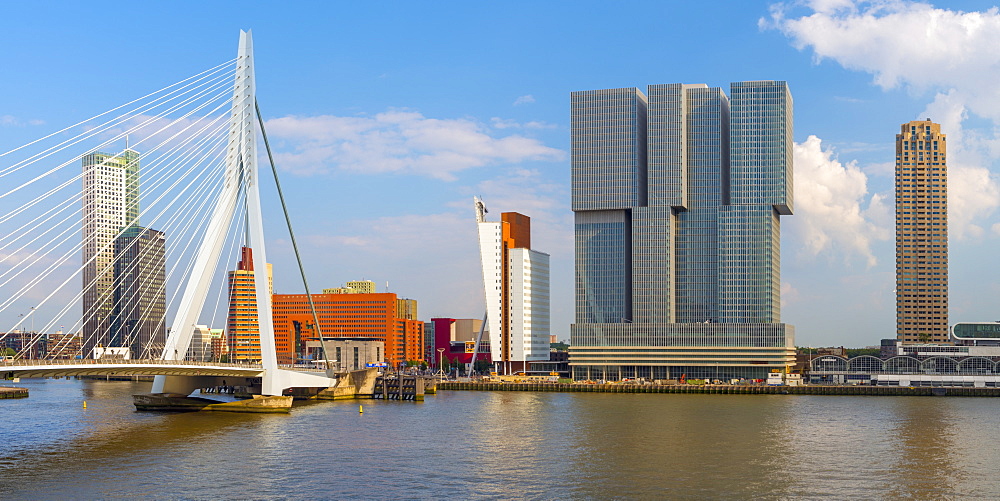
569;81;795;381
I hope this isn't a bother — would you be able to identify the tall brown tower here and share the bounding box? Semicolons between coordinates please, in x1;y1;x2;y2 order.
895;119;948;344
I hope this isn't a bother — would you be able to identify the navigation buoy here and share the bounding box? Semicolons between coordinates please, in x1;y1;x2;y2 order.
359;405;363;414
83;401;87;409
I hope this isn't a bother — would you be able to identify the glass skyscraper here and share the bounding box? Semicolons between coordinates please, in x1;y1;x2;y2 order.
569;81;795;381
111;225;167;359
82;150;140;359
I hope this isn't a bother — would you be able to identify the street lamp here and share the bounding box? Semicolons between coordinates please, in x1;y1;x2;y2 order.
437;348;446;379
808;347;814;385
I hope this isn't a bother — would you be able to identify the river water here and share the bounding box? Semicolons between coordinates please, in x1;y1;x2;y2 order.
1;378;998;499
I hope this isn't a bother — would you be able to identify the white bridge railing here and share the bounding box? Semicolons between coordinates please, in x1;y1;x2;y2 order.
0;358;264;369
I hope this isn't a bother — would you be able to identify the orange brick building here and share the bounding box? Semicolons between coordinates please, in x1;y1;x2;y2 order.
272;292;423;367
225;247;272;362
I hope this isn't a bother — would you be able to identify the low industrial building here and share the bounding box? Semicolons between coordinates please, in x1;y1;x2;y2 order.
303;337;384;372
810;354;1000;387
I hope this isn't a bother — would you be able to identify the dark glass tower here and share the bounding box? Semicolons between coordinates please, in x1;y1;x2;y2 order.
111;226;167;358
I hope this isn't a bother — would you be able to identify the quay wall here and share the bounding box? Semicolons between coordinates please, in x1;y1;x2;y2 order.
439;382;1000;397
0;386;28;398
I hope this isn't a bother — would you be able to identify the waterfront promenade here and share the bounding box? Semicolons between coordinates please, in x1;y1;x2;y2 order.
441;381;1000;397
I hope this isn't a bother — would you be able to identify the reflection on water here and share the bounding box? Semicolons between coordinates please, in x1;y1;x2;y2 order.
3;379;1000;499
889;398;959;498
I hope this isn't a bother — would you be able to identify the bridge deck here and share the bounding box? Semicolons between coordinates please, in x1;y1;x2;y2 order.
0;359;266;379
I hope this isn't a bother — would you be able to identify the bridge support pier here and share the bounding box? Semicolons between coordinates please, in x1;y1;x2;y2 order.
152;374;253;395
133;393;293;413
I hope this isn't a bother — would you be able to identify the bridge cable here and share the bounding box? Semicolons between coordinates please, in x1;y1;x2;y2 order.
0;63;240;357
6;112;231;354
255;100;332;372
0;58;235;161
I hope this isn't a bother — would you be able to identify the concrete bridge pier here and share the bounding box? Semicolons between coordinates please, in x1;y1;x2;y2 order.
138;374;292;413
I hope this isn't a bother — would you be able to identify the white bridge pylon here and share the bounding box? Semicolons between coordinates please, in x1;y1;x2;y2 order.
152;30;334;396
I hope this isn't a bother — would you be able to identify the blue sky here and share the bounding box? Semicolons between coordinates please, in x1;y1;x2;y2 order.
2;0;999;348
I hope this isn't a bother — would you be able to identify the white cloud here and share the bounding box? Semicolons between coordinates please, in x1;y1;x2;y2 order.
298;211;485;318
469;167;573;258
293;167;575;330
790;135;887;267
0;115;44;127
490;117;557;130
918;91;1000;239
950;165;1000;239
780;281;800;309
864;161;895;178
265;110;564;181
768;1;1000;241
765;1;1000;118
863;191;893;242
513;95;536;106
304;235;370;248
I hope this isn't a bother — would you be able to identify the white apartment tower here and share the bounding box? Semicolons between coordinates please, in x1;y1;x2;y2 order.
475;198;550;373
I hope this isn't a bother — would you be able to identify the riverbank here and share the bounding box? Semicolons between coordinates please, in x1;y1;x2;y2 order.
440;381;1000;396
0;386;28;398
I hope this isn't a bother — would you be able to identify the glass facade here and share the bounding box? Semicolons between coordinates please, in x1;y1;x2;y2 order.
570;81;794;380
954;323;1000;339
631;206;674;324
673;86;728;324
82;150;141;359
571;88;647;211
717;205;781;323
729;81;793;215
111;225;167;359
574;210;629;324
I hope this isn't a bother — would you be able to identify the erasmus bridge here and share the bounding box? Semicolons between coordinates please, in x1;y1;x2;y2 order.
0;31;337;408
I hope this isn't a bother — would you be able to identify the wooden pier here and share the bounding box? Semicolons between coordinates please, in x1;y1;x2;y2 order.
0;386;28;399
439;382;1000;397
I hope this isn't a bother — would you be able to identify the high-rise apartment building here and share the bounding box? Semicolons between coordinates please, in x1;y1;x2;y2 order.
111;225;166;358
569;81;795;381
476;201;550;373
226;246;272;362
895;119;948;344
82;150;139;358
